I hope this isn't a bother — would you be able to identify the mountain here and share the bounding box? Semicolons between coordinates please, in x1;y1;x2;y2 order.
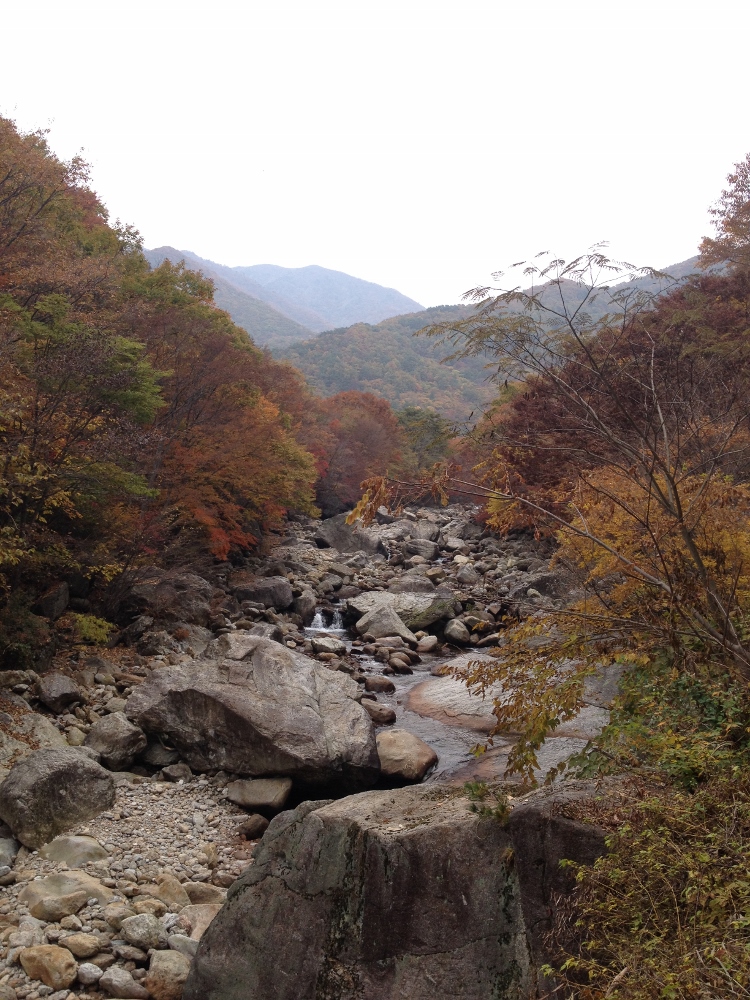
277;305;495;423
277;257;704;423
144;247;312;348
144;247;424;343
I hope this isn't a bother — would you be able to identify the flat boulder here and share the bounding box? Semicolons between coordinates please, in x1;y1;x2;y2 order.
346;591;455;632
183;785;532;1000
0;747;116;848
126;634;379;790
39;834;108;866
313;512;384;554
232;576;293;610
19;870;115;913
376;729;438;782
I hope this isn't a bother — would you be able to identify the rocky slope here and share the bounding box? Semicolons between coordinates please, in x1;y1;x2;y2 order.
0;504;616;999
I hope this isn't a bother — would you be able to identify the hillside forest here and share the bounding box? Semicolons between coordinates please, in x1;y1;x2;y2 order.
0;116;453;663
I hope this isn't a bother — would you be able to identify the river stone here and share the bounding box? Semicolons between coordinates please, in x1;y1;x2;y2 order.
20;871;115;911
177;903;223;941
346;591;455;631
35;672;81;713
362;700;396;725
225;777;292;814
145;949;192;1000
411;520;440;541
184;882;226;905
416;634;439;653
99;965;149;998
236;813;269;840
0;747;116;848
85;712;147;771
456;564;480;585
293;589;317;624
232;576;293;610
0;824;19;868
120;912;169;950
376;729;438;782
125;635;378;790
183;785;531;1000
444;618;471;644
61;932;101;958
146;873;191;911
313;512;383;554
19;944;77;990
363;676;395;694
0;694;67;782
404;538;439;561
27;890;89;922
355;605;417;644
77;961;104;985
310;635;346;656
126;569;213;626
39;834;108;865
168;932;199;958
388;575;436;594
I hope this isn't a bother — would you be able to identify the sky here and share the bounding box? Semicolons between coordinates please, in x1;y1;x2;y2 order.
2;0;749;307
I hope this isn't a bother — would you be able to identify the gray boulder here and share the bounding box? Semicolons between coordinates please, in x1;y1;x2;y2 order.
444;618;471;644
456;564;480;586
313;513;384;554
233;576;293;609
347;592;455;632
126;569;213;626
183;785;532;1000
0;747;115;848
0;693;67;782
292;589;317;624
376;729;438;782
33;582;69;619
36;672;82;713
85;713;147;771
388;575;435;594
404;538;439;561
126;634;379;790
354;605;417;645
225;777;292;814
411;520;440;541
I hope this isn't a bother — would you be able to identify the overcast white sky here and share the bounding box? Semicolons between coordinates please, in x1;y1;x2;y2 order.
2;0;749;306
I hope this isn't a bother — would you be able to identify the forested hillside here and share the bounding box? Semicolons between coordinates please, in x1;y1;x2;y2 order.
278;305;495;422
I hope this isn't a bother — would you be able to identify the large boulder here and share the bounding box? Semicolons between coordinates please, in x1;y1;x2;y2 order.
0;693;67;782
32;582;69;620
125;569;213;626
35;672;82;713
404;538;439;561
85;713;147;771
126;634;379;790
0;747;116;848
354;605;417;644
346;591;455;632
376;729;438;782
183;785;532;1000
232;576;293;610
313;513;384;554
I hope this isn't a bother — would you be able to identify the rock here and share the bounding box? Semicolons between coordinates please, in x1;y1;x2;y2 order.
507;571;560;602
183;785;531;1000
406;661;498;733
225;777;292;814
183;882;226;905
89;951;118;971
236;814;269;840
85;712;147;771
39;834;108;866
162;762;192;782
27;890;89;922
245;622;284;642
147;873;191;912
412;520;440;541
77;961;104;985
20;871;115;912
0;824;19;867
388;575;436;594
443;535;467;551
232;576;293;609
168;933;199;959
145;949;192;1000
292;589;317;624
140;738;180;768
404;538;439;560
456;564;480;585
310;635;346;656
0;693;67;782
126;636;379;790
177;903;222;941
134;897;167;917
126;569;213;626
120;912;169;950
376;729;438;782
363;675;395;693
416;634;439;653
0;986;16;1000
313;512;383;554
355;605;417;644
33;582;69;619
347;591;455;632
99;965;150;998
35;672;81;713
362;700;397;725
104;901;136;929
61;931;100;958
444;618;471;644
19;944;77;990
0;747;116;848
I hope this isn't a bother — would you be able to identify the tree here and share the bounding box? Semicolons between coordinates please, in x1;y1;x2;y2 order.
700;151;750;271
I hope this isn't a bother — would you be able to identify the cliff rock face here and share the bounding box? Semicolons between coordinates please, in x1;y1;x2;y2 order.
184;781;612;1000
